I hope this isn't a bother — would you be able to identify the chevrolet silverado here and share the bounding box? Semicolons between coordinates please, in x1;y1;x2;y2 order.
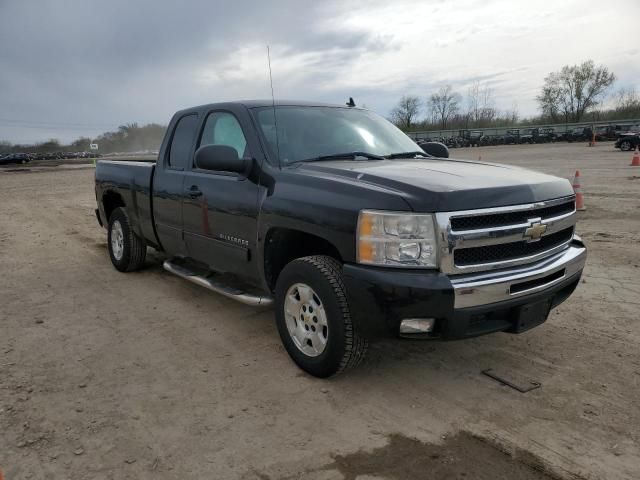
95;101;587;377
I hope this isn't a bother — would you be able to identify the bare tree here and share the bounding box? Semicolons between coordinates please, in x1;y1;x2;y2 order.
118;122;139;138
390;95;421;129
503;102;519;125
466;81;496;126
614;87;640;114
537;60;616;123
537;74;566;122
71;137;92;150
429;85;460;129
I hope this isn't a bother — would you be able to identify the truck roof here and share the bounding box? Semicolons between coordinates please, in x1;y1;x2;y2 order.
175;100;363;116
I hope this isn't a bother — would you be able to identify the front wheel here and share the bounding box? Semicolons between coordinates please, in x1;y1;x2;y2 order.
107;207;147;272
275;256;367;377
620;140;632;151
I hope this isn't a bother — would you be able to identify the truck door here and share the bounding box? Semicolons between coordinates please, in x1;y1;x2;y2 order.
152;113;199;257
181;110;260;282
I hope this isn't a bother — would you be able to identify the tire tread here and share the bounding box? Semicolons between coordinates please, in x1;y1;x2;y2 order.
294;255;368;376
108;207;146;272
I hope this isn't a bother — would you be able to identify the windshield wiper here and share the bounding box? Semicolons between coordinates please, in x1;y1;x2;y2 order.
295;151;385;163
384;151;430;159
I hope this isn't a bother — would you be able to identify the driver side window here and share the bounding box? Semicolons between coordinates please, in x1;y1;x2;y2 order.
198;112;248;163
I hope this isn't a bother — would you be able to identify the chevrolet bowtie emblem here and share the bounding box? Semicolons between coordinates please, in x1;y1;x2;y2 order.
524;221;547;241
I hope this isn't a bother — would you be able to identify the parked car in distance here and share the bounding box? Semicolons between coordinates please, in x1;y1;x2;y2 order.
504;129;520;144
0;153;31;165
459;130;482;147
468;130;483;147
615;133;640;151
565;127;590;143
593;125;617;141
519;128;541;144
539;128;557;142
613;124;640;138
95;100;587;377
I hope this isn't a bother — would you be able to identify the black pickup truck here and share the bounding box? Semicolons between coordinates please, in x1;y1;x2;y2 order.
95;100;587;377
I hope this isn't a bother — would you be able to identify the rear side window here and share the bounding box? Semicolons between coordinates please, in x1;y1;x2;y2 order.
168;114;198;169
199;112;248;158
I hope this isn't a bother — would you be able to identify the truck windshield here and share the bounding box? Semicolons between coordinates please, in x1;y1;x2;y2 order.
252;106;421;165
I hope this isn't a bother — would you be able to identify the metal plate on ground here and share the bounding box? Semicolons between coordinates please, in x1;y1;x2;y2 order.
482;368;541;393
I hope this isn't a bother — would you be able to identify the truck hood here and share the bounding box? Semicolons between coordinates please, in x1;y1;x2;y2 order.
294;158;574;212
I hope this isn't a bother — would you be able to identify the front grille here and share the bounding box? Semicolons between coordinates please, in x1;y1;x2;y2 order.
450;200;575;231
454;227;574;266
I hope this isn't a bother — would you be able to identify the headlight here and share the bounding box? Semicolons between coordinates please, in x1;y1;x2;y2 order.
357;210;437;268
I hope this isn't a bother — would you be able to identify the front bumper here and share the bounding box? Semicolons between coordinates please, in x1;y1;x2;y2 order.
450;243;585;308
342;239;586;340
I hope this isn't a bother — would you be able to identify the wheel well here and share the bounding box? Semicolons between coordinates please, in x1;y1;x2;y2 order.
102;191;125;222
264;228;342;291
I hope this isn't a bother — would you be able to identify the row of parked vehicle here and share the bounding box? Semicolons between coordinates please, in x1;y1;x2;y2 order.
417;124;640;149
0;151;102;165
33;151;102;160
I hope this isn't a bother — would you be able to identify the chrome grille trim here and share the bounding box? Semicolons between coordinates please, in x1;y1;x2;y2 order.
435;196;577;274
450;199;575;230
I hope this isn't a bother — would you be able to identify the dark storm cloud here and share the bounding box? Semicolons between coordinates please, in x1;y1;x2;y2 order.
0;0;391;143
0;1;383;75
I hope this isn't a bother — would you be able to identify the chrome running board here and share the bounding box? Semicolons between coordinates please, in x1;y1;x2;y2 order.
163;260;273;307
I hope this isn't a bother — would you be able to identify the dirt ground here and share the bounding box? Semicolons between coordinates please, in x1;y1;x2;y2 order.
1;142;639;480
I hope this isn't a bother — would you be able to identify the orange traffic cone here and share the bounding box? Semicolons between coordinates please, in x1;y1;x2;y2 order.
573;170;586;211
631;148;640;167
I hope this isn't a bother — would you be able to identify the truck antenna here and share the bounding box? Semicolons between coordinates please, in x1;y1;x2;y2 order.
267;45;281;168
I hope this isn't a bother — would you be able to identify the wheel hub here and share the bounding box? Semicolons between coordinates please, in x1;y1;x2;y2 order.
111;220;124;261
284;283;328;357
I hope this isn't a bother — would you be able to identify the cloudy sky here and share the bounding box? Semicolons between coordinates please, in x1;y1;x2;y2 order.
1;0;638;144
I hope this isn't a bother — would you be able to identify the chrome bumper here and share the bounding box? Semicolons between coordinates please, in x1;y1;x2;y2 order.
450;243;586;309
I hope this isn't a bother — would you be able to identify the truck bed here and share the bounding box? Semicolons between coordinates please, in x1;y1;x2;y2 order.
95;159;158;247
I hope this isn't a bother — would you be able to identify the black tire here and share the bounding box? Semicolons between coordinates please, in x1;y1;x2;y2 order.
107;207;146;272
620;140;632;152
274;255;367;377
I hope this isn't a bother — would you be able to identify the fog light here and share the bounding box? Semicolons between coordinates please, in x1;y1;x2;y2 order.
400;318;435;334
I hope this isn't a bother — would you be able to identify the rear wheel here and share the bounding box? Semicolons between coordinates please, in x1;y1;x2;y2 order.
275;255;367;377
107;207;146;272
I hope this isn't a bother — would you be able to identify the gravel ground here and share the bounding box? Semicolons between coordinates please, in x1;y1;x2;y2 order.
1;141;639;479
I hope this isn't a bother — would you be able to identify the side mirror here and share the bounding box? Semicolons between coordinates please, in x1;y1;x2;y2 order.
194;144;250;173
419;141;449;158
